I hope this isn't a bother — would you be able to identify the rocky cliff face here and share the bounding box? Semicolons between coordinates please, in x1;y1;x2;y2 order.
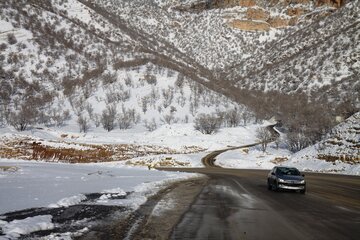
175;0;344;10
174;0;346;31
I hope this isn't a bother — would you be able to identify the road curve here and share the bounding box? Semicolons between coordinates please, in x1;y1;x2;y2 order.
201;143;260;167
202;123;278;167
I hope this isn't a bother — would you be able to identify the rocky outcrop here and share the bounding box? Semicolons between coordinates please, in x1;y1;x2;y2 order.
287;7;306;17
268;17;290;28
174;0;344;12
239;0;256;7
316;0;343;8
246;8;270;21
228;19;270;31
285;0;310;4
174;0;345;31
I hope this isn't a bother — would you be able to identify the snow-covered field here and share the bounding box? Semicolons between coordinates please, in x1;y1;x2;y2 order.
0;158;195;239
0;159;194;214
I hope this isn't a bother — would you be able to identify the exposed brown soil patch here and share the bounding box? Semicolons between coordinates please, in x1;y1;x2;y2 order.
0;136;204;163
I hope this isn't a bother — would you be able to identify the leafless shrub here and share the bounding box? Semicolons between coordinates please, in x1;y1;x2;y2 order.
167;69;174;77
101;105;117;131
85;103;94;119
8;106;37;131
0;43;7;51
162;87;174;108
144;118;157;132
124;75;133;87
183;115;189;123
194;113;220;134
141;96;149;113
72;97;85;117
102;72;117;85
7;33;17;45
225;108;241;127
93;113;101;127
241;110;252;126
175;73;185;88
77;115;91;133
38;111;51;126
118;113;132;129
256;127;273;152
49;109;71;127
285;132;311;153
144;73;157;85
161;113;178;125
105;89;130;104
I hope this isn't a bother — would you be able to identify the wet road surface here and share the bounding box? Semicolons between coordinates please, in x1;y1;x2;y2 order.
162;168;360;240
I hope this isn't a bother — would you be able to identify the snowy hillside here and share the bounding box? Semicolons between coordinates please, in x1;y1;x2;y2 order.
227;1;360;102
287;112;360;174
0;0;358;160
0;0;251;133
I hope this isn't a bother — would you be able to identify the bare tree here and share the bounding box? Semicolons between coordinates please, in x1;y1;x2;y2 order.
285;132;311;153
256;127;273;152
85;103;94;119
162;87;174;108
175;73;185;88
241;110;252;126
101;105;117;131
93;113;101;127
141;96;149;113
194;114;220;134
161;113;178;125
51;109;71;127
77;115;90;133
118;113;132;129
225;108;241;127
8;105;36;131
144;118;157;132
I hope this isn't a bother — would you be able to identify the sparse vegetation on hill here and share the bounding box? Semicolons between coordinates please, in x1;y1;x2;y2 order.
0;0;358;153
290;112;360;164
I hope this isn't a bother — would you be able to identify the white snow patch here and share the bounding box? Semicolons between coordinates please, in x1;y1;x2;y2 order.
217;144;291;169
48;194;86;208
0;215;54;239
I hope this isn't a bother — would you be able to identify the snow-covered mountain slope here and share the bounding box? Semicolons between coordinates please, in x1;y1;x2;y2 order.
287;112;360;173
0;0;358;141
227;1;360;102
0;0;248;131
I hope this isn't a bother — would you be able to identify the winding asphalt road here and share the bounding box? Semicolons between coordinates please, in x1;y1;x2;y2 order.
160;144;360;240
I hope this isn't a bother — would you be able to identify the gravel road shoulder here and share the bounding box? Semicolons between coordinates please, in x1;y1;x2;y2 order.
77;176;208;240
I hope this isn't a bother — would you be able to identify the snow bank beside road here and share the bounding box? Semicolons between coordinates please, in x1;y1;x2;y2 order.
216;143;360;175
